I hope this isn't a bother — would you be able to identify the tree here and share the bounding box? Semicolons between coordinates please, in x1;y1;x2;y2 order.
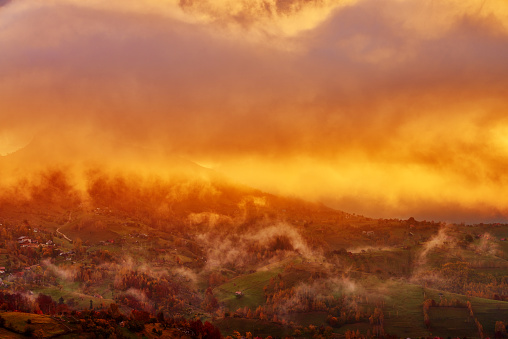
495;321;507;338
36;294;56;314
74;237;83;255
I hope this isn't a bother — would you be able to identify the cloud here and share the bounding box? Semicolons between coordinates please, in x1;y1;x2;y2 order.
198;222;317;270
1;0;508;221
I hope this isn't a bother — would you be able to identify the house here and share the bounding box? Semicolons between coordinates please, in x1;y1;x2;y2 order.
235;291;243;298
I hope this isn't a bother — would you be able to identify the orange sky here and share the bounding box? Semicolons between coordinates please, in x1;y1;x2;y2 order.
1;0;508;222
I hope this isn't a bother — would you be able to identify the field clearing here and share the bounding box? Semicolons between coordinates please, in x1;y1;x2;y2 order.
428;307;477;337
470;297;508;337
382;282;429;338
215;267;283;311
0;328;24;338
33;283;115;310
424;287;470;303
287;312;327;327
382;284;508;338
0;311;71;338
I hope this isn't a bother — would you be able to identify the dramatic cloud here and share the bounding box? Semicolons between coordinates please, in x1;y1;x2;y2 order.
1;0;508;222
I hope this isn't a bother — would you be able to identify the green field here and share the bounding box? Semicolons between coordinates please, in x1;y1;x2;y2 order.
214;267;284;311
33;282;115;310
0;312;72;338
381;282;430;338
471;297;508;337
428;307;477;337
287;312;328;327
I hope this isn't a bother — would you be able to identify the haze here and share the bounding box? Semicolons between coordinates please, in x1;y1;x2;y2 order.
1;0;508;223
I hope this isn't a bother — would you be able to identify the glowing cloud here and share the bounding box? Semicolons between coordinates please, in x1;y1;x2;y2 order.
1;0;508;222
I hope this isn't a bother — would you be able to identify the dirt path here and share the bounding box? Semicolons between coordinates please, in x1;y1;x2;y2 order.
57;212;73;243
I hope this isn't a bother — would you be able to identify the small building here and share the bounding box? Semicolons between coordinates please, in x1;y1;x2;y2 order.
235;291;243;298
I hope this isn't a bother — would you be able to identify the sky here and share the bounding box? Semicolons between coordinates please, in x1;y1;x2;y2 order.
1;0;508;222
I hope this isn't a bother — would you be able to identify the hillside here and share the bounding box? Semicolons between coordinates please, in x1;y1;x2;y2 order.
0;167;507;338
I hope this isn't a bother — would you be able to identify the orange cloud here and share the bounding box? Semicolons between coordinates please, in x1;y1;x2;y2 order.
1;0;508;222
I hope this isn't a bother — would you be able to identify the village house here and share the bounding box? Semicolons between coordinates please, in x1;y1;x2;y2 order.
18;236;32;244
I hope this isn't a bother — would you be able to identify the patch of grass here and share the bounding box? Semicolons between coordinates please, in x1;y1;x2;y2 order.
214;268;283;311
382;282;430;338
33;284;115;310
428;307;477;337
0;311;71;338
286;312;327;327
0;328;24;339
470;297;508;337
